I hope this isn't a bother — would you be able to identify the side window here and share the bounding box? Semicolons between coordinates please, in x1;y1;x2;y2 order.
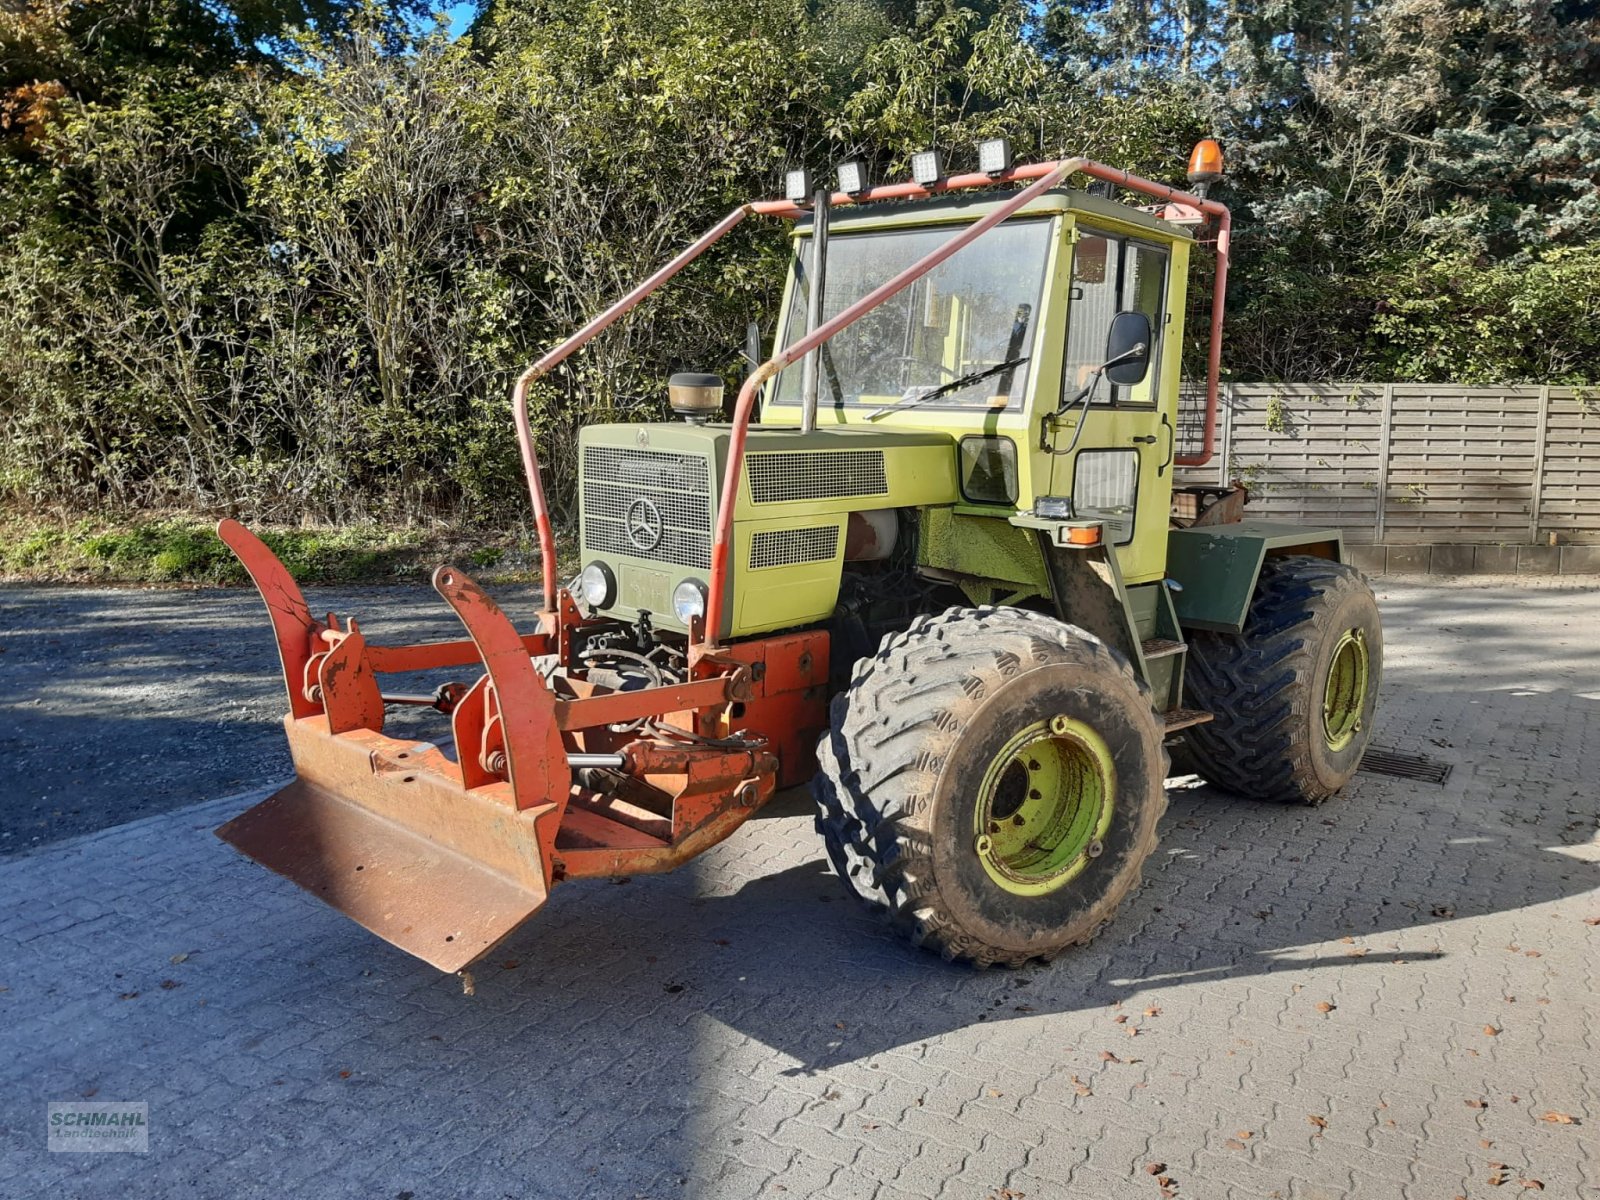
1061;234;1120;405
1061;231;1168;407
1115;243;1168;405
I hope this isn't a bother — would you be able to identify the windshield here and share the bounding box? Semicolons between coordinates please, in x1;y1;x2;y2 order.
770;219;1053;413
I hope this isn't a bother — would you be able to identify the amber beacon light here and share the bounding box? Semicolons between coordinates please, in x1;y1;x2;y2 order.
1186;138;1225;195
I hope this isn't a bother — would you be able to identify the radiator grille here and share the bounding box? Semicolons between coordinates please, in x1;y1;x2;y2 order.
750;526;840;570
748;450;887;503
582;445;712;570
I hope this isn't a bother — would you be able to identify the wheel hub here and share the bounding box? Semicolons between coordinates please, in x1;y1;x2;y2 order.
1322;627;1370;751
973;716;1116;896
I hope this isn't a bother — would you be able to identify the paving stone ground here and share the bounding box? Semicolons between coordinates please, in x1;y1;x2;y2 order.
2;577;1598;1200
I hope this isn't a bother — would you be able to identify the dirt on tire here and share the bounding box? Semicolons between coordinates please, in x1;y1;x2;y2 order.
812;605;1168;967
1181;555;1382;804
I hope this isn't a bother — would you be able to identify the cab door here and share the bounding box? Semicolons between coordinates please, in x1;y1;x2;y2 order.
1046;223;1174;583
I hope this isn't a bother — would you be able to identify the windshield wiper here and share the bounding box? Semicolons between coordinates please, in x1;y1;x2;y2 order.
866;356;1030;420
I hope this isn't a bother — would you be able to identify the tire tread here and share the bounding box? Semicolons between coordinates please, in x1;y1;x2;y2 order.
812;605;1167;968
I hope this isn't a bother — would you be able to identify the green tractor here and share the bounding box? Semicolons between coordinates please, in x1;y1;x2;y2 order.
217;141;1381;975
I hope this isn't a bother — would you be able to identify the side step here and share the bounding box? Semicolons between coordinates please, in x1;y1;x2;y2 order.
1141;638;1187;660
1162;707;1213;733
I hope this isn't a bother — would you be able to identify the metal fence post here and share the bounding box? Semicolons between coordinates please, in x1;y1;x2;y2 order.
1374;383;1394;543
1529;384;1550;543
1220;382;1235;486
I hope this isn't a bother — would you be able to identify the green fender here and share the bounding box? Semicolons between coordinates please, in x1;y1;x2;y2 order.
1165;521;1344;633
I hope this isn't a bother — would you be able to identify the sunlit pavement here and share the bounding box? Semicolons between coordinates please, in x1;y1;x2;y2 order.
2;577;1597;1199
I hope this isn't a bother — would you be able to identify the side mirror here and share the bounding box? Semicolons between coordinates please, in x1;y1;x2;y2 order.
1103;311;1152;386
743;320;762;372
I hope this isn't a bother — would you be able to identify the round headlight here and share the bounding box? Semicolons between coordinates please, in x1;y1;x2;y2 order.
672;579;707;624
577;562;616;609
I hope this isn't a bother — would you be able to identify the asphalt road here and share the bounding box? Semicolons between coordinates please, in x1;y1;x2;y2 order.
0;580;550;855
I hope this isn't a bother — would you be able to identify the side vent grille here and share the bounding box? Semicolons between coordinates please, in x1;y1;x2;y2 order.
748;450;888;503
750;526;840;570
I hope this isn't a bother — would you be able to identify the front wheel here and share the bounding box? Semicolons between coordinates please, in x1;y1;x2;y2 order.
812;606;1168;967
1181;555;1382;804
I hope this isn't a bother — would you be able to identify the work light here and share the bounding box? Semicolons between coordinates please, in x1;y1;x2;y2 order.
836;159;868;196
977;137;1013;177
910;149;944;186
784;167;813;205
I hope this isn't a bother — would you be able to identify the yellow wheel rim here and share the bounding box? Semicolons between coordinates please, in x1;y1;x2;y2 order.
1322;628;1370;752
973;716;1116;897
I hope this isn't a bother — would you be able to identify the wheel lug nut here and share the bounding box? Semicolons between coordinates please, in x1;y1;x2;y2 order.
1087;839;1103;858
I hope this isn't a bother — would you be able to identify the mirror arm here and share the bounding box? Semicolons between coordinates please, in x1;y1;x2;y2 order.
1042;368;1104;452
1039;341;1149;454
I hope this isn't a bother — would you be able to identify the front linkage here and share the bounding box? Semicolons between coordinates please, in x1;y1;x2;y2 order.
217;519;824;973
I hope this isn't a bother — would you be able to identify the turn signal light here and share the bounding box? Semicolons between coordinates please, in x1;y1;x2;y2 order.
1067;525;1102;546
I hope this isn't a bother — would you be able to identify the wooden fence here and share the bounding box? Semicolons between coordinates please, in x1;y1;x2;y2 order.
1176;384;1600;546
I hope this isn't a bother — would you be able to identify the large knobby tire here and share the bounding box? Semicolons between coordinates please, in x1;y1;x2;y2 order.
812;606;1168;968
1182;555;1382;805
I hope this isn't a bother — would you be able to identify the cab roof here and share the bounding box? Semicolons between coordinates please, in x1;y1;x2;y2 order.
791;186;1194;242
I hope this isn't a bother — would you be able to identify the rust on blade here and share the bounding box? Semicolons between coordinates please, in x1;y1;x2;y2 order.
218;519;322;719
217;718;559;973
218;782;546;973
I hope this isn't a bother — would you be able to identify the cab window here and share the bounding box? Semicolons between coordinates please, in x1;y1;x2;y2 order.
1061;230;1168;407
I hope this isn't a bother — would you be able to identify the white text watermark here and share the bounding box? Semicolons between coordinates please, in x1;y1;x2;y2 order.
47;1102;149;1153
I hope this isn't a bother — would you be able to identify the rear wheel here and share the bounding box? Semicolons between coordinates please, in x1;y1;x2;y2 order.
1181;555;1382;804
812;606;1168;967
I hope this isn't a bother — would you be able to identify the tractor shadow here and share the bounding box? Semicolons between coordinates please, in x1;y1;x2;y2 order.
492;676;1598;1072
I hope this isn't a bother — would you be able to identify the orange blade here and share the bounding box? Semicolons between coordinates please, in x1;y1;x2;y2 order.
218;776;551;974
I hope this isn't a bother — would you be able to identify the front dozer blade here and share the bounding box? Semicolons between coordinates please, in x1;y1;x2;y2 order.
215;519;571;974
218;774;550;975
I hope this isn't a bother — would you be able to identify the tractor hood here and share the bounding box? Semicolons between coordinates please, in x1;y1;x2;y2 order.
576;422;960;638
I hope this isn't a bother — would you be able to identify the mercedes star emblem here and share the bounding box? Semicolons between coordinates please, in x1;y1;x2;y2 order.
625;497;664;552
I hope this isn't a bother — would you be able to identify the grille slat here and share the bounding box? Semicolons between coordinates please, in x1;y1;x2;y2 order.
585;519;711;569
583;480;708;529
750;526;840;570
582;445;712;570
748;450;887;503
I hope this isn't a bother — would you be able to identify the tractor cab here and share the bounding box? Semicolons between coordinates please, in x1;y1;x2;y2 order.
575;187;1195;648
763;186;1193;591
